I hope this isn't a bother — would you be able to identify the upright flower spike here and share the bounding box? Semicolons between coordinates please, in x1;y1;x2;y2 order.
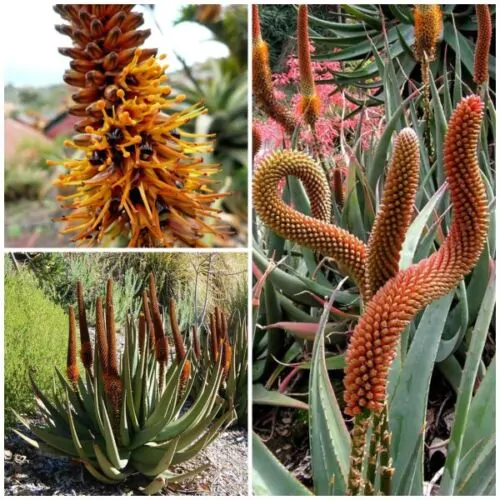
95;297;109;374
253;149;368;297
413;5;442;63
51;5;225;247
67;306;79;387
148;274;168;365
168;299;191;385
344;96;488;416
76;281;93;373
209;311;219;363
252;5;297;134
366;129;420;300
297;5;320;127
105;279;119;376
473;5;492;86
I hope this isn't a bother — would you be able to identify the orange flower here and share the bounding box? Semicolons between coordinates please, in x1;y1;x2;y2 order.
366;129;420;300
474;5;492;85
253;149;367;297
297;5;320;126
51;5;225;247
344;96;488;415
413;5;442;62
66;306;79;387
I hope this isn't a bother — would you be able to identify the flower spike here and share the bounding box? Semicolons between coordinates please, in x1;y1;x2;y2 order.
252;5;297;134
413;5;442;63
67;306;79;387
76;281;93;373
366;128;420;300
297;5;320;127
344;96;488;416
474;5;492;86
51;5;225;247
253;149;368;297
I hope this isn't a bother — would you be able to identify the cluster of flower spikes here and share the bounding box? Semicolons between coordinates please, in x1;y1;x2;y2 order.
413;4;442;63
208;306;232;380
51;4;225;247
66;275;192;428
253;95;488;416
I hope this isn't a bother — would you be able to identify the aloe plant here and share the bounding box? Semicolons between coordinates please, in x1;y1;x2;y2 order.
14;275;234;494
252;4;495;496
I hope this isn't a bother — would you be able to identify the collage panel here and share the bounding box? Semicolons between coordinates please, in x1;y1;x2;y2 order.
251;4;495;497
4;251;248;495
5;4;248;249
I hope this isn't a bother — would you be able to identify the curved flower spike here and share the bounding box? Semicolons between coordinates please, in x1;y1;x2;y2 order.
344;96;488;416
297;5;320;127
252;5;297;134
253;149;367;297
366;128;420;300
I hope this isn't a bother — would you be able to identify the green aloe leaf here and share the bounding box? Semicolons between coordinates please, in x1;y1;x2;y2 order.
253;384;308;410
440;264;495;494
252;433;312;496
390;292;454;495
309;292;350;495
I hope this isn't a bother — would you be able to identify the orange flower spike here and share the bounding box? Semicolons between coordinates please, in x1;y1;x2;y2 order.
332;168;344;209
253;150;368;298
148;274;168;364
76;281;93;373
209;312;219;363
67;306;80;387
252;5;297;134
252;124;262;158
223;342;232;380
413;5;442;62
474;5;492;86
366;129;420;300
344;96;488;416
168;299;187;362
297;5;320;127
95;297;109;374
105;279;119;376
53;5;225;247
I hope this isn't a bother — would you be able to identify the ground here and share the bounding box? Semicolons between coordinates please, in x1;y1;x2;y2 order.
5;424;247;496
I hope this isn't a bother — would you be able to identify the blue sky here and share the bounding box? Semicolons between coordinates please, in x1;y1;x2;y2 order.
4;3;229;87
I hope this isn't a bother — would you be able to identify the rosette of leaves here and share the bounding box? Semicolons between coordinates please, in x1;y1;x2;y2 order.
13;279;233;493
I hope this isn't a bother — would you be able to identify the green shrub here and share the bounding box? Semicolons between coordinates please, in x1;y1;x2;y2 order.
5;269;68;428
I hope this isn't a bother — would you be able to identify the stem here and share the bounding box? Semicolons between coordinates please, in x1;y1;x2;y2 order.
347;413;371;495
364;412;383;495
379;405;393;495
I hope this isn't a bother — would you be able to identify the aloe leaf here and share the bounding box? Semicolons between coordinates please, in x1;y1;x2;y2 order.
83;463;122;485
252;433;312;496
309;292;350;495
93;442;127;480
390;292;454;495
136;439;178;477
163;463;210;483
300;354;345;371
399;183;446;269
253;384;308;410
440;264;495;494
